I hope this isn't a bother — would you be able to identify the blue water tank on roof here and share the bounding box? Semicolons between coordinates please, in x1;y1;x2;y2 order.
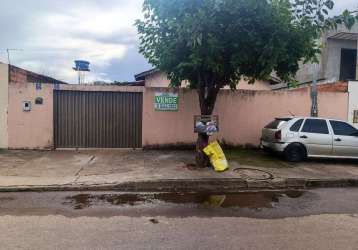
73;60;90;71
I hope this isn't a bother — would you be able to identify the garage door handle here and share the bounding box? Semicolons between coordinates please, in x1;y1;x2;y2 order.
300;135;308;139
335;138;342;142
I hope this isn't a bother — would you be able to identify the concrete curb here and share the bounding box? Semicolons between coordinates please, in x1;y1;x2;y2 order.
0;178;358;192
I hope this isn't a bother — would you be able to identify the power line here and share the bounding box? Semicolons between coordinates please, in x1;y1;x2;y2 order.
0;48;94;52
6;49;23;65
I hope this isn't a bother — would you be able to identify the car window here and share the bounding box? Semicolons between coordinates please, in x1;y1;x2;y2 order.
301;119;329;134
265;118;291;129
330;120;358;136
290;119;303;132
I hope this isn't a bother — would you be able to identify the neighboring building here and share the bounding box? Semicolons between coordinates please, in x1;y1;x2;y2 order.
93;80;145;86
299;23;358;83
274;23;358;90
134;68;281;90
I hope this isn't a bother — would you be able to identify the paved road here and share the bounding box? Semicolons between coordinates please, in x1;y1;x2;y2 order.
1;188;358;250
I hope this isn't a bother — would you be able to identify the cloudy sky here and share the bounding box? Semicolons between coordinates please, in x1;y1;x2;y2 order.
0;0;357;84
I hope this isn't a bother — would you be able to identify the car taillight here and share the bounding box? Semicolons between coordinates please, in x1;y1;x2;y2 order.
275;130;282;141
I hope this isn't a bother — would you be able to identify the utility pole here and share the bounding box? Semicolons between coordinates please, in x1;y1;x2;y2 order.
311;63;318;117
6;49;23;65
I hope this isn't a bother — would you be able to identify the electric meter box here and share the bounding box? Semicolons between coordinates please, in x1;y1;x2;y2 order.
22;101;32;112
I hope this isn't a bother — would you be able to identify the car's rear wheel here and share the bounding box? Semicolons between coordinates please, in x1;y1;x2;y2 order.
284;143;306;162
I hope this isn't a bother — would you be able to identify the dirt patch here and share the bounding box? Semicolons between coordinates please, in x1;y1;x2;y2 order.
225;148;294;168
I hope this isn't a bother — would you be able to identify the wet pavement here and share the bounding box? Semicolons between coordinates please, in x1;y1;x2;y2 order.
1;150;358;192
1;188;358;249
1;188;358;219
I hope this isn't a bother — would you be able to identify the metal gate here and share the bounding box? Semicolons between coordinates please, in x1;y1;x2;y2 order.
54;91;142;148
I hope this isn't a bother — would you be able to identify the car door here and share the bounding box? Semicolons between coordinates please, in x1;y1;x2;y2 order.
299;119;333;156
329;120;358;158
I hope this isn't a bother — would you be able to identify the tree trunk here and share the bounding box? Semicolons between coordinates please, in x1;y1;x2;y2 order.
195;85;220;168
196;132;210;168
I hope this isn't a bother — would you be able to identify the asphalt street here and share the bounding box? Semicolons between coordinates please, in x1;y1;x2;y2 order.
0;188;358;250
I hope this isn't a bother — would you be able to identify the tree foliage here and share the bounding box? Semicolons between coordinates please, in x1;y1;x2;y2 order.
136;0;355;92
135;0;357;167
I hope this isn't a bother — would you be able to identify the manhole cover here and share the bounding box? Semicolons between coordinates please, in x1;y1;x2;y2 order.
233;168;273;181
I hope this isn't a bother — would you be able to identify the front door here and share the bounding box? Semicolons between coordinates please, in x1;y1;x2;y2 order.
299;119;333;156
329;120;358;157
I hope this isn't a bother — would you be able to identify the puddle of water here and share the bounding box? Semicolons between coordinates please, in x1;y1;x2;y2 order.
63;194;147;209
63;191;304;210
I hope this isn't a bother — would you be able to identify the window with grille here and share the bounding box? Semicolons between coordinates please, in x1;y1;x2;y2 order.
354;110;358;123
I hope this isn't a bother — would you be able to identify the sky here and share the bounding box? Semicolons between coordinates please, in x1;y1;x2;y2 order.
0;0;357;84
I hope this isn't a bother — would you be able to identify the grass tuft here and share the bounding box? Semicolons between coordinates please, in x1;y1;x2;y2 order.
225;148;293;168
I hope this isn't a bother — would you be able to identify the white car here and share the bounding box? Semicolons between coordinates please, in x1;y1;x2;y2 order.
261;117;358;162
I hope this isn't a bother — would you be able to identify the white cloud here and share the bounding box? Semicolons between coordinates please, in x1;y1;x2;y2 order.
0;0;147;83
0;0;356;83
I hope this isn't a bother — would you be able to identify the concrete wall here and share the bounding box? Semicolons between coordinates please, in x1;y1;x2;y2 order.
145;71;272;91
8;82;54;149
7;83;144;149
0;63;8;148
143;86;348;147
6;81;349;149
143;88;200;146
348;81;358;127
145;71;173;88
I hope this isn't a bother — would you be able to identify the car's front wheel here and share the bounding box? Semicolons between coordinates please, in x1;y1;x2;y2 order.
284;143;306;162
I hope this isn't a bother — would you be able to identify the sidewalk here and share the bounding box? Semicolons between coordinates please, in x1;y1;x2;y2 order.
0;149;358;192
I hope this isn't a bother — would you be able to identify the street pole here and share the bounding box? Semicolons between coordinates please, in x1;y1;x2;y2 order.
6;49;23;65
311;63;318;117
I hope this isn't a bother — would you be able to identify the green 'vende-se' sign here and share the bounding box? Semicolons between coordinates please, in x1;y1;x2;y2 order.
155;92;179;111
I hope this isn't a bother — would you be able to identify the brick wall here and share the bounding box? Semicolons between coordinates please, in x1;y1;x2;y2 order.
316;81;348;93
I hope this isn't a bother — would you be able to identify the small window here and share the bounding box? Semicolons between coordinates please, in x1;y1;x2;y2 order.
330;120;357;136
302;119;329;134
35;97;43;105
354;110;358;124
290;119;304;132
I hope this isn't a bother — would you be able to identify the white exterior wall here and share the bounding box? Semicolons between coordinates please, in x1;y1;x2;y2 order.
0;63;8;148
324;39;357;82
348;81;358;127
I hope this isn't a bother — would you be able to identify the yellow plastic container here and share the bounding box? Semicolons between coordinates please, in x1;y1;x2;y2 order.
203;141;229;172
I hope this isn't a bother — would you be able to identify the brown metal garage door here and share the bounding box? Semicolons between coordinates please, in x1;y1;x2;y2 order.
54;90;142;148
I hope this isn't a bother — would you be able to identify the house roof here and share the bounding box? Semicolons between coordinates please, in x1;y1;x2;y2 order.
6;62;68;85
114;80;145;86
328;32;358;41
135;68;282;85
134;68;160;81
